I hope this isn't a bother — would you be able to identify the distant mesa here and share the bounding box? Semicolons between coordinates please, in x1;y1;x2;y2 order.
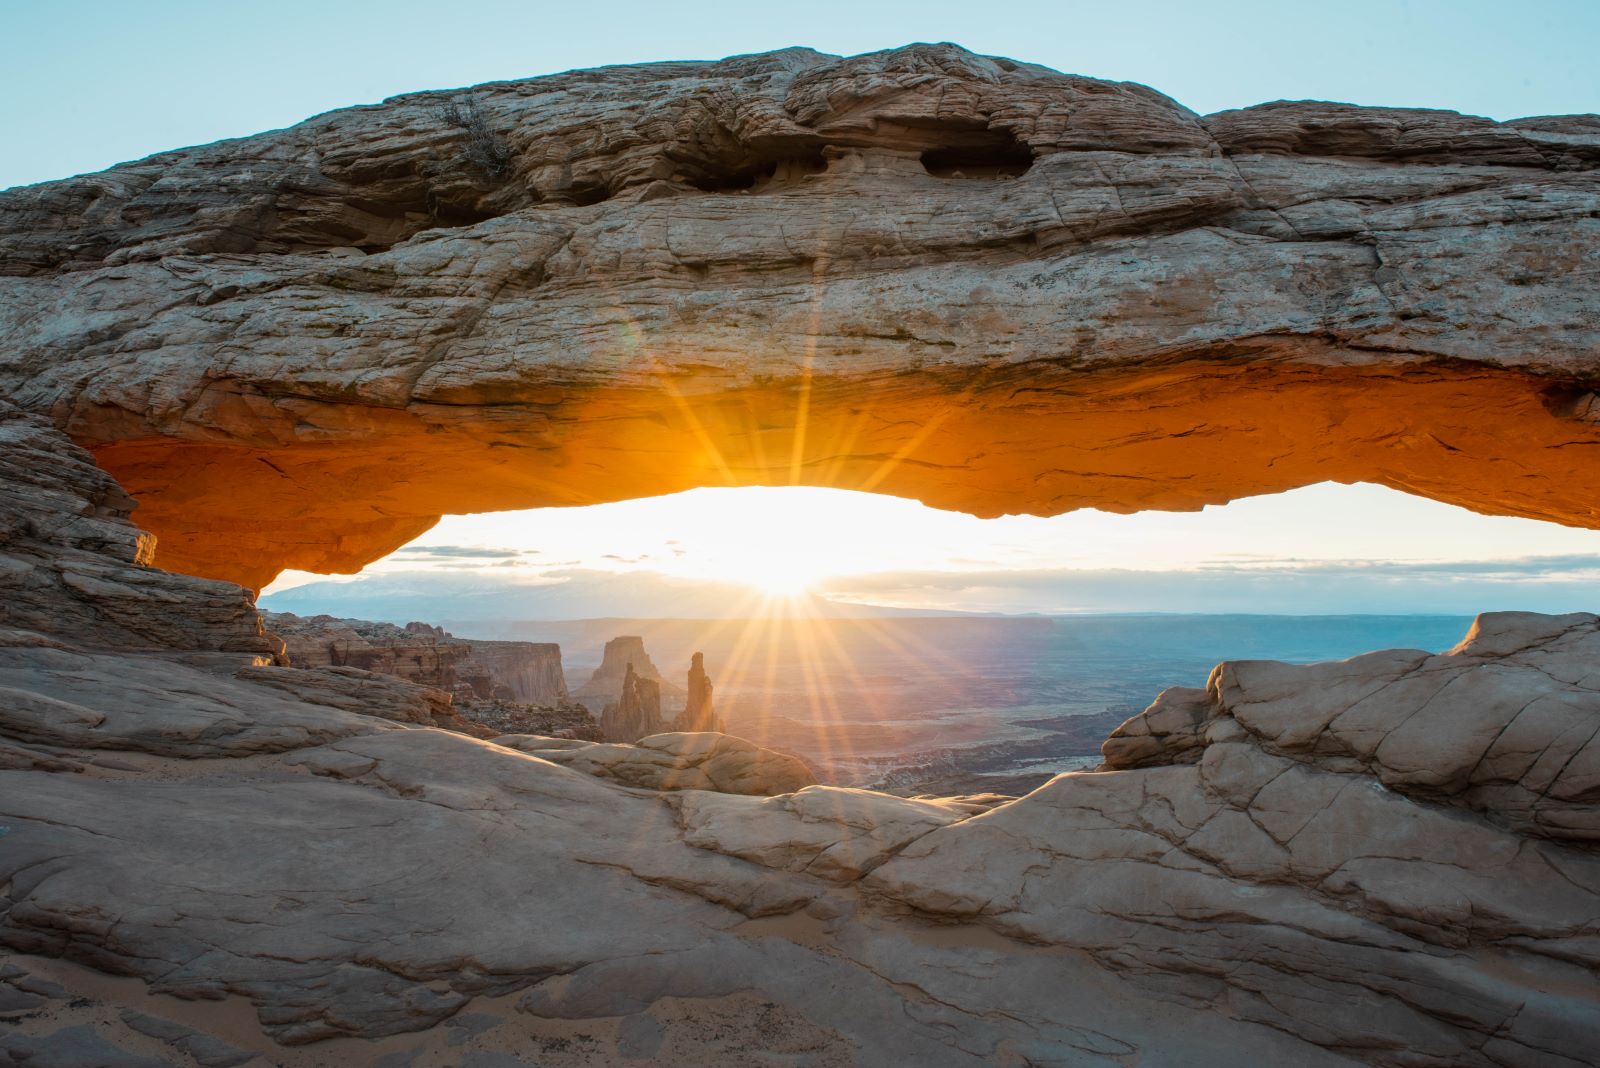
265;610;569;706
573;635;682;711
599;646;727;743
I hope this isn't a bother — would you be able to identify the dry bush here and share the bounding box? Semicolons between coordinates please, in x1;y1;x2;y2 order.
434;96;513;178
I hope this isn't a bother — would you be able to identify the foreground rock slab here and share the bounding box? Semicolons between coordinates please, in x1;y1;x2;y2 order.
1104;610;1600;842
4;608;1596;1062
495;731;816;795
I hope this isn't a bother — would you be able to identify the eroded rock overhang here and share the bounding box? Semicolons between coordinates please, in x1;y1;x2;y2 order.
1;44;1597;588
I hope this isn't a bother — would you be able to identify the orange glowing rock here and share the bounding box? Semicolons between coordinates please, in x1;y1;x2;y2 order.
1;45;1595;593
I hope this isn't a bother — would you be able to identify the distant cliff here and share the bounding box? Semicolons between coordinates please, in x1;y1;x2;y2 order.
572;635;681;711
462;639;569;704
264;612;568;705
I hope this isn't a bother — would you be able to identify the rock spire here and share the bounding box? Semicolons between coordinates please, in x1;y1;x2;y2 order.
574;636;678;710
599;662;665;743
672;651;724;734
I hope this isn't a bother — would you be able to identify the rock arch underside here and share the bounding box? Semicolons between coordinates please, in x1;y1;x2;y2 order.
3;44;1600;1066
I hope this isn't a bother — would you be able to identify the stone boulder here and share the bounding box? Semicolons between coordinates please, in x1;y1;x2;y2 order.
672;786;961;881
493;731;816;796
1104;610;1600;843
1099;684;1213;769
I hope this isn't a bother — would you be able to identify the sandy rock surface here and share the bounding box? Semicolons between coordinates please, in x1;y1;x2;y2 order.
671;786;959;880
2;46;1598;587
2;411;1597;1064
3;44;1600;1068
1105;610;1600;842
494;730;816;795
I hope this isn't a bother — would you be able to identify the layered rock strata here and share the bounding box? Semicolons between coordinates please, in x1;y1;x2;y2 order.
0;400;276;658
1;414;1597;1062
599;661;665;742
496;731;815;795
672;650;725;733
265;610;568;704
462;637;569;704
3;44;1600;1067
1;46;1598;588
574;635;674;710
1103;610;1600;843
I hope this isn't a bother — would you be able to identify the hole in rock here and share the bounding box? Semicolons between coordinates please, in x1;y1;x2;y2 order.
274;188;507;254
565;183;614;207
920;128;1034;179
259;482;1600;797
682;149;831;193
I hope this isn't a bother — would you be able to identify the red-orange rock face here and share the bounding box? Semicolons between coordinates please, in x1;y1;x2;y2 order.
2;44;1599;594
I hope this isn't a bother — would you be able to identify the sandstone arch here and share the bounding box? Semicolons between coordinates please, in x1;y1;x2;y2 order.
5;46;1600;1066
2;44;1597;590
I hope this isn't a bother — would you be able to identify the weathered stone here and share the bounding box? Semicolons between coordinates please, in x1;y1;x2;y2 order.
236;662;492;736
495;731;815;796
1100;684;1211;768
598;661;666;743
574;636;674;711
0;401;277;655
3;44;1600;1068
0;984;44;1013
1;47;1597;589
5;595;1600;1062
0;645;394;757
863;756;1600;1066
458;638;567;704
121;1012;256;1068
671;651;723;734
0;1025;175;1068
265;611;568;705
672;786;958;881
1105;610;1600;843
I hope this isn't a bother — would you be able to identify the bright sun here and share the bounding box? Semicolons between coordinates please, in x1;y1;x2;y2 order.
624;487;897;598
261;482;1600;618
739;567;819;598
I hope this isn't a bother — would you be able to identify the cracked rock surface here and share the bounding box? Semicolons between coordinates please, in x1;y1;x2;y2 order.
3;353;1598;1065
2;45;1599;587
3;45;1600;1068
495;731;816;795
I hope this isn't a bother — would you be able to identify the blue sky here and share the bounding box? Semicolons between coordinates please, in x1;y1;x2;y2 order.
3;0;1597;189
